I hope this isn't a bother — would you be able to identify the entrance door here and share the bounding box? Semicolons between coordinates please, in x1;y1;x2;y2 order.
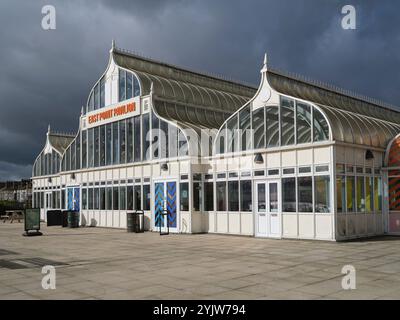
67;187;80;211
255;180;281;238
154;181;178;232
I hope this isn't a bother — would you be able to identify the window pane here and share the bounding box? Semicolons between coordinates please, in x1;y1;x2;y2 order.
356;176;365;212
366;177;373;212
119;186;126;210
106;187;112;210
70;142;76;171
100;77;105;108
126;72;133;99
180;182;189;211
375;177;382;211
239;106;251;151
216;181;227;211
106;124;112;166
113;187;119;210
336;176;346;213
119;120;126;164
133;75;140;97
347;176;355;212
143;185;150;210
228;181;239;211
88;188;93;210
257;184;266;212
94;188;99;210
269;183;278;212
112;122;119;165
227;115;238;153
281;97;295;146
160;120;169;159
240;180;252;212
266;106;279;147
127;118;133;163
127;186;133;210
217;125;226;154
100;125;105;166
296;102;311;144
193;182;202;211
298;177;313;212
313;107;329;142
94;84;99;109
252;107;265;149
178;130;188;156
168;124;178;158
134;185;141;210
94;127;99;167
204;182;214;211
142;113;150;161
100;188;106;210
88;128;94;168
119;69;126;102
82;189;87;210
315;176;330;213
134;116;141;162
282;178;296;212
76;134;81;170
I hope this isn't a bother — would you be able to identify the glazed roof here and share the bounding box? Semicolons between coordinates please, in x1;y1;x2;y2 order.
48;132;75;154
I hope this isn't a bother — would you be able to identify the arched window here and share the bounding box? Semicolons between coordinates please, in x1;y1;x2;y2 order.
32;149;61;177
118;69;141;102
215;96;330;154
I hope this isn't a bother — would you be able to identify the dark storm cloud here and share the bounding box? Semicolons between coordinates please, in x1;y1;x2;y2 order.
0;0;399;180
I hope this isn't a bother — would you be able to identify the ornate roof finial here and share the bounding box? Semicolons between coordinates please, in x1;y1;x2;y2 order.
112;39;116;50
47;124;51;134
261;52;268;73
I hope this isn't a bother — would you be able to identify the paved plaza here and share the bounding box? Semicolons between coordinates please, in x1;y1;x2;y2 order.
0;223;400;300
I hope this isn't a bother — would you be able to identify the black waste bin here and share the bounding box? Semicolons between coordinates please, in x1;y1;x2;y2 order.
67;211;79;228
127;211;144;233
47;210;62;226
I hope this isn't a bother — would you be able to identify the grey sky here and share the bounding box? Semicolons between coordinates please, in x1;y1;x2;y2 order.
0;0;399;180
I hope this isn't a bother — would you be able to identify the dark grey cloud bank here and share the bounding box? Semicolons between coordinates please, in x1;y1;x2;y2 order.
0;0;399;180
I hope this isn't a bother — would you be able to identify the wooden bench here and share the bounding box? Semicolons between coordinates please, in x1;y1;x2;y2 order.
4;211;24;223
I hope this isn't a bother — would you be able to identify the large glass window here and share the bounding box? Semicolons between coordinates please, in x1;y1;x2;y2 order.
240;180;252;212
106;187;112;210
216;181;227;211
296;102;312;144
298;177;313;212
346;176;355;212
94;188;100;210
228;181;239;211
315;176;330;213
100;188;106;210
126;72;133;100
282;178;296;212
134;116;141;162
356;176;365;212
252;108;265;149
180;183;189;211
204;182;214;211
336;176;346;213
281;97;295;146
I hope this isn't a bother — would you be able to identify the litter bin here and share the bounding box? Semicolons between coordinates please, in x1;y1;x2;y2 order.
67;211;79;228
127;211;144;233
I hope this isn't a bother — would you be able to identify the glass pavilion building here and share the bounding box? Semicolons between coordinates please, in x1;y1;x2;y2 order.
32;43;400;240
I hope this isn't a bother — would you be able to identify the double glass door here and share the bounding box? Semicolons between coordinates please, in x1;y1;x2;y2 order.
256;180;281;238
154;181;178;232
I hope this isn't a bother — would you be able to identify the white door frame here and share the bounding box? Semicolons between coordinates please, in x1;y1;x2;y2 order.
153;179;179;233
255;179;282;238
